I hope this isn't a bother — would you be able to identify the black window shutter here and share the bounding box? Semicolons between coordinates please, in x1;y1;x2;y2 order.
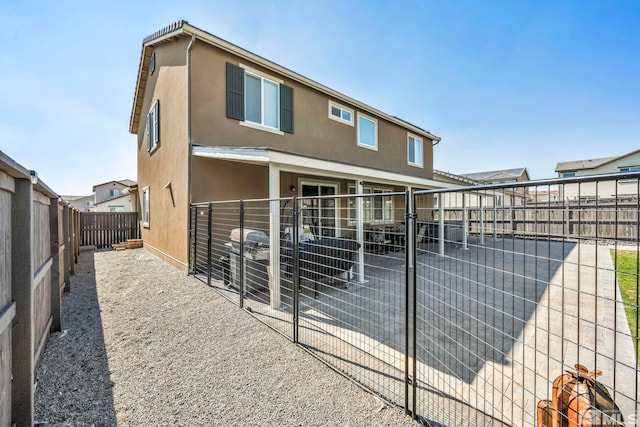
280;84;294;133
226;62;245;120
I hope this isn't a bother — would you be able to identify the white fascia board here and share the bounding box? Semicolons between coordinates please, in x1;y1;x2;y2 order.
192;146;451;189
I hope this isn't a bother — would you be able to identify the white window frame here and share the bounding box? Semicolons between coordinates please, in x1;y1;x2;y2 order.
147;100;159;153
109;188;121;197
357;113;378;151
149;52;156;75
619;166;640;172
109;206;124;213
298;180;340;238
407;134;423;168
240;64;284;134
85;200;94;207
328;101;354;126
348;185;393;224
142;186;150;228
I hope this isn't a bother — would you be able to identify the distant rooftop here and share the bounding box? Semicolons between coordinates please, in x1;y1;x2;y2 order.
460;168;529;183
555;149;640;172
92;179;137;192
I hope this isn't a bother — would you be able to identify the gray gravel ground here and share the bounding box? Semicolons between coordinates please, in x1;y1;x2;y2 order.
35;248;415;426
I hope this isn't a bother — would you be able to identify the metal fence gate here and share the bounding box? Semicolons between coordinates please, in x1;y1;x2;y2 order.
189;172;640;426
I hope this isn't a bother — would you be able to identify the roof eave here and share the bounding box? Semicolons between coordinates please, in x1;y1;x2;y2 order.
129;21;440;142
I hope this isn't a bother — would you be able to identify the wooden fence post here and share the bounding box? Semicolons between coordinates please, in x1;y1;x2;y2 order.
69;209;75;275
62;204;71;293
49;198;61;332
0;171;16;427
11;177;34;427
75;210;80;261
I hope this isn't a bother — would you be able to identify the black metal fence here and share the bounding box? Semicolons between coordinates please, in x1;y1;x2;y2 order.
189;172;640;426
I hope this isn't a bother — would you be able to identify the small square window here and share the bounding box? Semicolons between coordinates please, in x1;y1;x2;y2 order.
328;101;354;126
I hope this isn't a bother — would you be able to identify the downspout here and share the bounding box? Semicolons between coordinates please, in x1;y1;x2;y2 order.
186;33;196;273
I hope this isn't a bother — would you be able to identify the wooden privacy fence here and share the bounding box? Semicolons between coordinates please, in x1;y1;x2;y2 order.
0;151;80;427
439;198;640;241
80;212;140;248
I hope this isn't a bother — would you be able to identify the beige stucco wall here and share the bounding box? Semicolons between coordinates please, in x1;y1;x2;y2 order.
560;152;640;200
136;39;189;269
188;40;434;179
95;182;129;204
94;195;134;212
66;195;94;212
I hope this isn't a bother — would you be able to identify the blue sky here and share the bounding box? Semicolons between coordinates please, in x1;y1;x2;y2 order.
1;0;638;195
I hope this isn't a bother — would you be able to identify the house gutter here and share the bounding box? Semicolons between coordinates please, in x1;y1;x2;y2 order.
186;33;196;273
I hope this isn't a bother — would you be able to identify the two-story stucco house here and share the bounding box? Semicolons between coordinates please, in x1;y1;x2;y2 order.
556;149;640;201
129;21;448;270
92;179;137;212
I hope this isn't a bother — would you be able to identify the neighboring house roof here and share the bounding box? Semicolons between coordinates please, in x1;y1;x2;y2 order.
61;194;93;202
433;170;481;186
460;168;529;182
129;20;440;143
555;149;640;172
92;179;137;192
94;193;132;206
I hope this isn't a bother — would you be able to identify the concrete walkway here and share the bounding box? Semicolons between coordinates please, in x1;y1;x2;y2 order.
206;238;638;426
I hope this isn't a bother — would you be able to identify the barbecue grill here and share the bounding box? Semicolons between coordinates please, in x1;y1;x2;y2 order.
227;228;270;293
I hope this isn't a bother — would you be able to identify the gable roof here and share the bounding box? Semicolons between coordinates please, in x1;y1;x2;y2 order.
129;20;440;142
460;168;529;182
60;194;93;202
92;179;137;192
555;149;640;172
433;170;481;186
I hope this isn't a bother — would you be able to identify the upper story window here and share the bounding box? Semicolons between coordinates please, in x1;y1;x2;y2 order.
619;166;640;172
407;134;423;167
245;72;280;129
562;172;576;178
146;99;160;153
149;52;156;76
226;62;294;134
109;188;121;197
328;101;354;126
86;200;94;207
357;113;377;150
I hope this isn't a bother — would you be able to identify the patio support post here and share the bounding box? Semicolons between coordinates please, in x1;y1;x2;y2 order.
207;202;212;287
292;196;299;344
239;200;245;309
439;199;445;256
356;179;365;283
493;196;498;241
268;164;281;309
480;195;485;245
462;193;468;251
